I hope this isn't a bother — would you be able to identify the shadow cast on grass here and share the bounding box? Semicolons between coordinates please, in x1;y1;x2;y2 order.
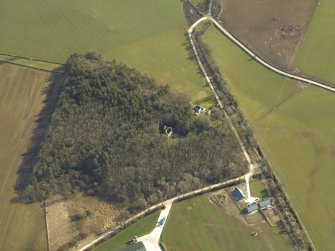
182;33;208;79
11;67;64;205
183;33;197;62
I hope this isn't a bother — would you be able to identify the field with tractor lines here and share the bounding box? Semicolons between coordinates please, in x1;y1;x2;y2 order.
162;195;292;251
0;0;214;106
0;63;51;251
204;26;335;250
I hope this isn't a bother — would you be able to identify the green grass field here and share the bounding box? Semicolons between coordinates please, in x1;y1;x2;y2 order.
94;211;160;251
0;0;213;105
204;27;299;123
204;26;335;251
0;64;49;251
250;179;268;199
294;0;335;83
162;195;292;251
0;55;61;71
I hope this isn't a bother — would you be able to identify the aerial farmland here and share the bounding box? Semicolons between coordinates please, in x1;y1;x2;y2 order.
0;0;213;106
1;0;335;250
204;19;335;250
294;0;335;83
0;64;51;251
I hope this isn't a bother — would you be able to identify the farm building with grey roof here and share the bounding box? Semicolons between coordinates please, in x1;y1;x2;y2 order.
232;187;245;202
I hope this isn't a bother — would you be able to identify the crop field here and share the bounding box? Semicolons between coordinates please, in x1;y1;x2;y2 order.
0;64;49;251
94;211;160;251
204;27;299;123
0;0;213;106
162;195;292;251
204;26;335;251
0;54;61;72
220;0;316;67
294;0;335;83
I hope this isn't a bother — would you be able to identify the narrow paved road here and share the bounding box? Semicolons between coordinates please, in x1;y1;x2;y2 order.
80;174;247;250
137;199;173;251
188;16;335;94
188;15;256;203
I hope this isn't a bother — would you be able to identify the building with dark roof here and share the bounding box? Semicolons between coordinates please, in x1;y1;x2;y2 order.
245;202;258;215
193;105;206;115
232;188;245;202
116;241;147;251
259;198;272;209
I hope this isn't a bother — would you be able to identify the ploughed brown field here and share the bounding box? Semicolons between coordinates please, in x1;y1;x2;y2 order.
0;63;52;251
220;0;317;68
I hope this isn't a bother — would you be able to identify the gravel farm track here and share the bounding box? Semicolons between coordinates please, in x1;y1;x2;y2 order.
79;1;335;250
189;16;335;94
1;1;333;250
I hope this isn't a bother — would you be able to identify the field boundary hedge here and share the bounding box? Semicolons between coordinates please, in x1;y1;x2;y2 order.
192;22;314;251
0;59;57;73
0;53;63;65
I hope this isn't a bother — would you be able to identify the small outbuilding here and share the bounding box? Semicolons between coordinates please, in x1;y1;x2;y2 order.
245;202;258;215
232;187;245;202
259;198;272;209
193;105;206;115
116;241;147;251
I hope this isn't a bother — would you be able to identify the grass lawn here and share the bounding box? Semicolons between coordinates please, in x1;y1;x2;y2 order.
253;87;335;251
94;211;160;251
0;64;49;251
162;195;292;251
250;179;268;199
204;27;298;124
293;0;335;83
0;0;214;106
204;26;335;251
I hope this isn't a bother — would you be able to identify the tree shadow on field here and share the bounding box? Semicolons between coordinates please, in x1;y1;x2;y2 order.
183;33;197;62
11;67;65;205
182;33;205;77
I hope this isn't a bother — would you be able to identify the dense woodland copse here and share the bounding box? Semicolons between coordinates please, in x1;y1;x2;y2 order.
29;53;247;213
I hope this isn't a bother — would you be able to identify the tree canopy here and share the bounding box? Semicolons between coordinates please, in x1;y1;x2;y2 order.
32;53;247;212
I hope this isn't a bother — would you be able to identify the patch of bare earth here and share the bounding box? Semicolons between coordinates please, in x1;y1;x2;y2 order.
184;0;203;26
46;193;122;251
262;207;281;226
209;189;249;225
220;0;317;69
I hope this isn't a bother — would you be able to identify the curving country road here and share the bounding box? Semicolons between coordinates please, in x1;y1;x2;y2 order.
188;16;335;93
79;175;248;251
79;5;332;251
82;6;333;251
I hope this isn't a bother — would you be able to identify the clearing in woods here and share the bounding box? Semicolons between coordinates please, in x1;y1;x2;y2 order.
162;195;293;251
0;0;214;107
0;63;51;251
204;26;335;251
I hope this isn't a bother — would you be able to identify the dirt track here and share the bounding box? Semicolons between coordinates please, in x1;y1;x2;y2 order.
220;0;317;69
